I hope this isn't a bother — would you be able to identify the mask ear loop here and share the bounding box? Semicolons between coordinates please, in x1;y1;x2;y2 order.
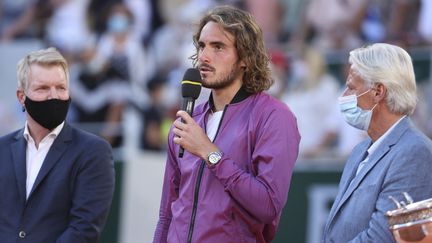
370;103;378;112
368;84;381;111
356;89;372;98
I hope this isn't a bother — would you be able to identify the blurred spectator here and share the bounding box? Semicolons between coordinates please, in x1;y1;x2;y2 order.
279;0;306;42
87;0;152;42
146;0;165;39
139;75;167;151
413;81;432;138
244;0;285;47
386;0;418;46
423;81;432;137
150;0;213;75
0;0;50;41
0;0;34;39
86;0;120;37
268;49;290;99
124;0;152;41
386;0;420;46
149;0;214;109
358;0;423;47
71;2;153;147
1;0;94;62
292;0;368;53
45;0;93;59
0;103;21;136
361;1;386;43
281;47;340;159
418;0;432;44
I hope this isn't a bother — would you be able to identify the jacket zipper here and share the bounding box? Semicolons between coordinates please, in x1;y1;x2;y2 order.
186;105;228;243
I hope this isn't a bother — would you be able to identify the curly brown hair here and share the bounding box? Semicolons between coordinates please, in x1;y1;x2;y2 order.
191;5;273;94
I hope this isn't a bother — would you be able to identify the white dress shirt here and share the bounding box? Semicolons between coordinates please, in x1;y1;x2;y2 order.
23;122;64;199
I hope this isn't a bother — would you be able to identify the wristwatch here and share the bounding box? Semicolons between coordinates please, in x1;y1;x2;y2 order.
207;151;223;165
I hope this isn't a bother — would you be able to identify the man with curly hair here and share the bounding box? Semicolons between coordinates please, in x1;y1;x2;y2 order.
153;5;300;243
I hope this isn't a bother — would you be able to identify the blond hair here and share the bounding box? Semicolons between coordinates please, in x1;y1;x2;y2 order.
17;47;69;90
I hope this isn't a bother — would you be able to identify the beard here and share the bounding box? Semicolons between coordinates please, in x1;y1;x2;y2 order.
201;62;243;90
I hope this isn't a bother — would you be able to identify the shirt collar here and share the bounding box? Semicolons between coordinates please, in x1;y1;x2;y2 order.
367;115;406;155
23;121;65;142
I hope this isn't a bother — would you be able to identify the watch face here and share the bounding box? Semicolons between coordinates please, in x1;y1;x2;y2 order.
208;152;222;164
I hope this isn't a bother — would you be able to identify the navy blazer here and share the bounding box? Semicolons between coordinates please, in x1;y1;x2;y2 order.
0;123;115;243
322;117;432;243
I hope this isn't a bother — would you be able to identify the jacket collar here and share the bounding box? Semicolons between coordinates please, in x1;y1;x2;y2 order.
12;123;73;202
208;86;252;111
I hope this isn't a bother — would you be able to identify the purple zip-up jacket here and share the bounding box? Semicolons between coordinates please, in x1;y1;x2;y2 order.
154;88;300;243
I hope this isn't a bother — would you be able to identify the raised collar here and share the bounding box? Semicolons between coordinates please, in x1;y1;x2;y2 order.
208;86;252;111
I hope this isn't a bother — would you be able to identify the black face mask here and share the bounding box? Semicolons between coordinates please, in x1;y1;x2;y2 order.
24;96;71;130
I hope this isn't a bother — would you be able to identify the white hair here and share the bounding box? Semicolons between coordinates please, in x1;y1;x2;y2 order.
349;43;417;115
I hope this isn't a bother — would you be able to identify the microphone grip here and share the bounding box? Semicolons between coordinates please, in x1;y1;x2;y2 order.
179;98;195;158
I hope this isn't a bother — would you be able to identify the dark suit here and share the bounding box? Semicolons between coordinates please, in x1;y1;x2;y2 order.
0;123;115;243
323;117;432;242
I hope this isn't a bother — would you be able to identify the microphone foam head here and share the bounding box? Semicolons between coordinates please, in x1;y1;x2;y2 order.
181;68;202;99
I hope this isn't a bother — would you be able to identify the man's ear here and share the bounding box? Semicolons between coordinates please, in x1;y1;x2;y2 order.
240;59;246;68
16;89;25;106
373;83;386;103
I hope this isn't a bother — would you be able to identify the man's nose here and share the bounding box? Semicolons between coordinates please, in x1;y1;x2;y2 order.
199;48;210;63
48;88;59;99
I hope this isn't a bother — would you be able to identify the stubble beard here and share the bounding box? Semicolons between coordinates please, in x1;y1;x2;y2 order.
202;62;242;90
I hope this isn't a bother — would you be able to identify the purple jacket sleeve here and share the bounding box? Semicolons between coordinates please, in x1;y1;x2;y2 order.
209;105;300;223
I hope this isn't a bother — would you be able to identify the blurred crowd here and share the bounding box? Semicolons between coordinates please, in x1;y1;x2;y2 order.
1;0;432;162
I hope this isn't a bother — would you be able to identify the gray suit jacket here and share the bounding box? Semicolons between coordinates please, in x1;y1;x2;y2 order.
322;117;432;243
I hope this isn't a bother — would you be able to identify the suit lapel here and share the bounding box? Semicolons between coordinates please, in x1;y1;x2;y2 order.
326;142;370;228
336;146;389;213
339;146;370;197
328;117;410;226
27;124;73;200
11;129;27;201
